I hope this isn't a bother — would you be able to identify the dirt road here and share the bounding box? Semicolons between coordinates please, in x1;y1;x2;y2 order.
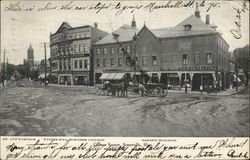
0;80;249;137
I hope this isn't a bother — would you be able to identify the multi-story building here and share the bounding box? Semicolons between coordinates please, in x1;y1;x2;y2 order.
49;22;108;85
93;16;139;84
93;8;230;91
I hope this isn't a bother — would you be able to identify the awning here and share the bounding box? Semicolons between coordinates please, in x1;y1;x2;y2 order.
168;73;179;78
233;75;241;82
106;73;117;80
38;73;50;79
113;73;125;80
99;73;110;80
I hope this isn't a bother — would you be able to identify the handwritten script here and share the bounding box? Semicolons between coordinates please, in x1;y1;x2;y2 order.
230;0;249;39
2;1;222;16
1;137;249;160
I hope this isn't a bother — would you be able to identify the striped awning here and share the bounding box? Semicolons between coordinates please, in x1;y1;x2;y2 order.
106;73;117;80
99;73;111;80
113;73;125;80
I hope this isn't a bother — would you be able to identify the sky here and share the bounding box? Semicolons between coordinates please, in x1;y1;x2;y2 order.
1;0;249;65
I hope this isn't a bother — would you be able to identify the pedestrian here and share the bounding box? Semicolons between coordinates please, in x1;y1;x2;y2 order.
138;83;145;96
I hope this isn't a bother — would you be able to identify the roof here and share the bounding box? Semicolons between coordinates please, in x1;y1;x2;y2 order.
95;24;139;45
151;15;218;38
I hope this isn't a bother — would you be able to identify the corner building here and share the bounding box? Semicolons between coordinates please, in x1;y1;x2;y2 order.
49;22;108;85
93;10;230;91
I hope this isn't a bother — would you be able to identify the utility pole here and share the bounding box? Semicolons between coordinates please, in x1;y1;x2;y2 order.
44;43;47;86
235;63;238;91
2;49;5;85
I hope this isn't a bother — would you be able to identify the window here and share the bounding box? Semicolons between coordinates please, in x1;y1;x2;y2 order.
68;59;71;70
84;60;88;69
79;34;83;38
134;57;138;64
184;24;192;31
111;47;115;54
64;59;67;70
69;35;73;39
126;57;130;66
103;58;106;67
59;60;62;70
110;58;114;67
194;53;200;64
74;60;78;69
103;48;107;54
84;44;88;52
142;56;147;66
97;59;100;67
207;53;212;64
79;60;83;69
152;56;157;66
118;47;122;54
118;57;122;66
74;44;78;53
183;54;188;65
75;34;79;39
97;48;101;55
126;45;131;53
79;44;84;53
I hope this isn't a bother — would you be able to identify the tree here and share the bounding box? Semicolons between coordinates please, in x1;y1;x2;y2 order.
233;44;250;85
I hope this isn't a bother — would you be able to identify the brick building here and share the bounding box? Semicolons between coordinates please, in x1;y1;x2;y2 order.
93;16;139;84
93;9;230;91
49;22;108;85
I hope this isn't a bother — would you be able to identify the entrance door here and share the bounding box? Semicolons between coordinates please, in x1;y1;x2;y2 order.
192;74;201;91
160;73;168;85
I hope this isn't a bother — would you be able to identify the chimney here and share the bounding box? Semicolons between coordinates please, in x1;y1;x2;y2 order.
206;15;210;24
195;2;201;18
94;22;98;28
131;15;136;28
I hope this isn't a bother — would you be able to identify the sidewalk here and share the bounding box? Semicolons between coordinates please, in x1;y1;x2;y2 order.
47;83;95;89
168;86;246;96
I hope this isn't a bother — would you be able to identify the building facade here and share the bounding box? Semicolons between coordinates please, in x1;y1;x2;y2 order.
49;22;108;85
93;9;230;91
93;17;139;84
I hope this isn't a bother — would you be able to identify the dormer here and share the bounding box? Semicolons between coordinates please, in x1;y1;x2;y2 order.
112;33;119;39
184;24;192;31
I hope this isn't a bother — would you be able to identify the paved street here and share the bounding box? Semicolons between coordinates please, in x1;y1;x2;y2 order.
0;80;249;137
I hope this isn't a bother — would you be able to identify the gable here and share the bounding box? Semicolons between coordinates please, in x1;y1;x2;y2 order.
55;22;72;34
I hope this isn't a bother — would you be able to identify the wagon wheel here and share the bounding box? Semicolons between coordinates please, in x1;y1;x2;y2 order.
154;87;163;96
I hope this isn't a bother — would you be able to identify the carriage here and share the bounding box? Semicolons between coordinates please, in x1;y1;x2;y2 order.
96;72;168;97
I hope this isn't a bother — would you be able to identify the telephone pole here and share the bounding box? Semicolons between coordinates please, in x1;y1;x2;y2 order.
3;49;6;86
44;42;47;86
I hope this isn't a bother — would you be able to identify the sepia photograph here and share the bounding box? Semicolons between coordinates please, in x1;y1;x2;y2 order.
0;0;249;139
